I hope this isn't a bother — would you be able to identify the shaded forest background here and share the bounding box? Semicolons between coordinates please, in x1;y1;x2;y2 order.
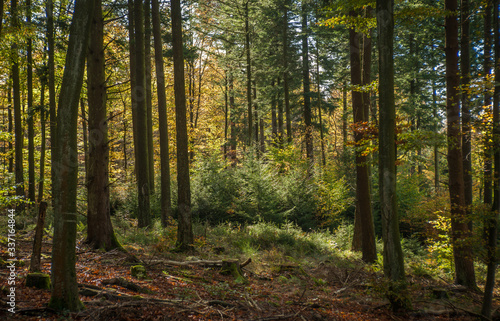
0;0;499;319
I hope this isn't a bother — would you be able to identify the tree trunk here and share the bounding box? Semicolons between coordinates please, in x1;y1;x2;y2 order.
342;80;347;148
245;2;252;146
30;201;47;272
152;0;172;227
131;0;151;228
317;47;326;167
283;0;291;143
271;80;277;144
377;0;405;282
49;0;95;311
277;78;284;147
444;0;476;289
171;0;193;250
48;0;57;210
350;10;376;263
8;88;13;173
481;0;499;317
11;0;24;211
144;0;155;193
229;69;237;164
461;0;473;231
86;0;119;251
27;0;35;205
302;1;313;169
37;81;46;204
483;0;493;208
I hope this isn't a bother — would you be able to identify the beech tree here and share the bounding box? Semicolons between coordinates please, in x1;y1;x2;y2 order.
49;0;95;311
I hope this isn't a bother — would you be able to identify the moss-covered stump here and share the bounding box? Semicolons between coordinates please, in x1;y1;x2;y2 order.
220;260;247;284
130;265;148;279
25;272;51;290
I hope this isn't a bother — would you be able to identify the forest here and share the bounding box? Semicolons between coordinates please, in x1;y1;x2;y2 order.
0;0;499;319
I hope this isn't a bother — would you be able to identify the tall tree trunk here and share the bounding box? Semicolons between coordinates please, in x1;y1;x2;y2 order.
144;0;155;193
377;0;405;283
461;0;473;230
271;80;277;144
283;0;291;143
80;98;88;180
27;0;35;205
131;0;151;228
342;79;347;148
49;0;95;311
316;48;326;167
245;2;252;146
37;81;46;204
483;0;493;208
444;0;476;289
350;10;376;263
277;78;284;147
86;0;119;250
152;0;172;227
48;0;57;210
432;83;439;192
302;1;313;168
172;0;193;249
11;0;24;211
481;0;499;317
8;86;13;173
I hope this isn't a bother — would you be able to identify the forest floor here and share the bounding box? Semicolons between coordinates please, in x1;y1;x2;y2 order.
0;221;498;321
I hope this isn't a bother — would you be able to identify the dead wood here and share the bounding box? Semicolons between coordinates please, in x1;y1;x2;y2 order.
148;257;252;269
101;277;154;294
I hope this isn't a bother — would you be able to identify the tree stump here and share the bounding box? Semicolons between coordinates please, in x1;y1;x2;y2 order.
29;201;47;272
220;260;247;284
25;272;51;290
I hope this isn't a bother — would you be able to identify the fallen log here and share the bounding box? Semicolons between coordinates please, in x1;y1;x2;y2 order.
148;257;252;269
101;277;153;294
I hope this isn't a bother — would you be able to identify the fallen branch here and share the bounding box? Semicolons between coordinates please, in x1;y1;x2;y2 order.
101;277;154;294
149;258;252;269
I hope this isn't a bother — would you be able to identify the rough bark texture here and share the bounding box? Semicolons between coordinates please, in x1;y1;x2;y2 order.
37;81;46;204
132;0;152;228
144;0;155;193
172;0;193;249
49;0;95;311
86;0;120;251
152;0;172;227
350;10;377;263
377;0;405;282
48;0;57;210
481;0;499;317
27;0;35;204
444;0;476;289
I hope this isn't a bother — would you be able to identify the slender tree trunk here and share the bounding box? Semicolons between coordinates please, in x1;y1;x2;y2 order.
11;0;24;211
172;0;193;249
145;0;155;193
302;2;313;167
49;0;95;311
317;54;326;167
152;0;171;227
229;69;237;164
8;87;13;173
350;10;376;263
461;0;473;230
483;0;493;208
481;0;499;317
432;84;439;192
271;80;277;144
86;0;119;250
444;0;476;289
377;0;406;283
131;0;151;228
283;1;291;144
342;80;347;148
37;81;46;204
224;73;229;158
48;0;57;210
27;0;35;205
80;98;88;180
245;2;252;146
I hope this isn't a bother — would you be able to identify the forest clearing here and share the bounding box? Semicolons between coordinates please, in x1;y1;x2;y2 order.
1;0;500;319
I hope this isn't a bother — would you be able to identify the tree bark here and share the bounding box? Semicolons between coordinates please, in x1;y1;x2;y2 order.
302;1;313;169
481;0;499;317
152;0;172;227
283;0;291;143
37;81;46;204
11;0;24;211
172;0;193;250
30;201;47;272
444;0;476;289
86;0;120;251
245;2;252;146
131;0;152;228
48;0;57;210
377;0;405;282
27;0;35;205
49;0;95;311
350;9;377;263
145;0;155;193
